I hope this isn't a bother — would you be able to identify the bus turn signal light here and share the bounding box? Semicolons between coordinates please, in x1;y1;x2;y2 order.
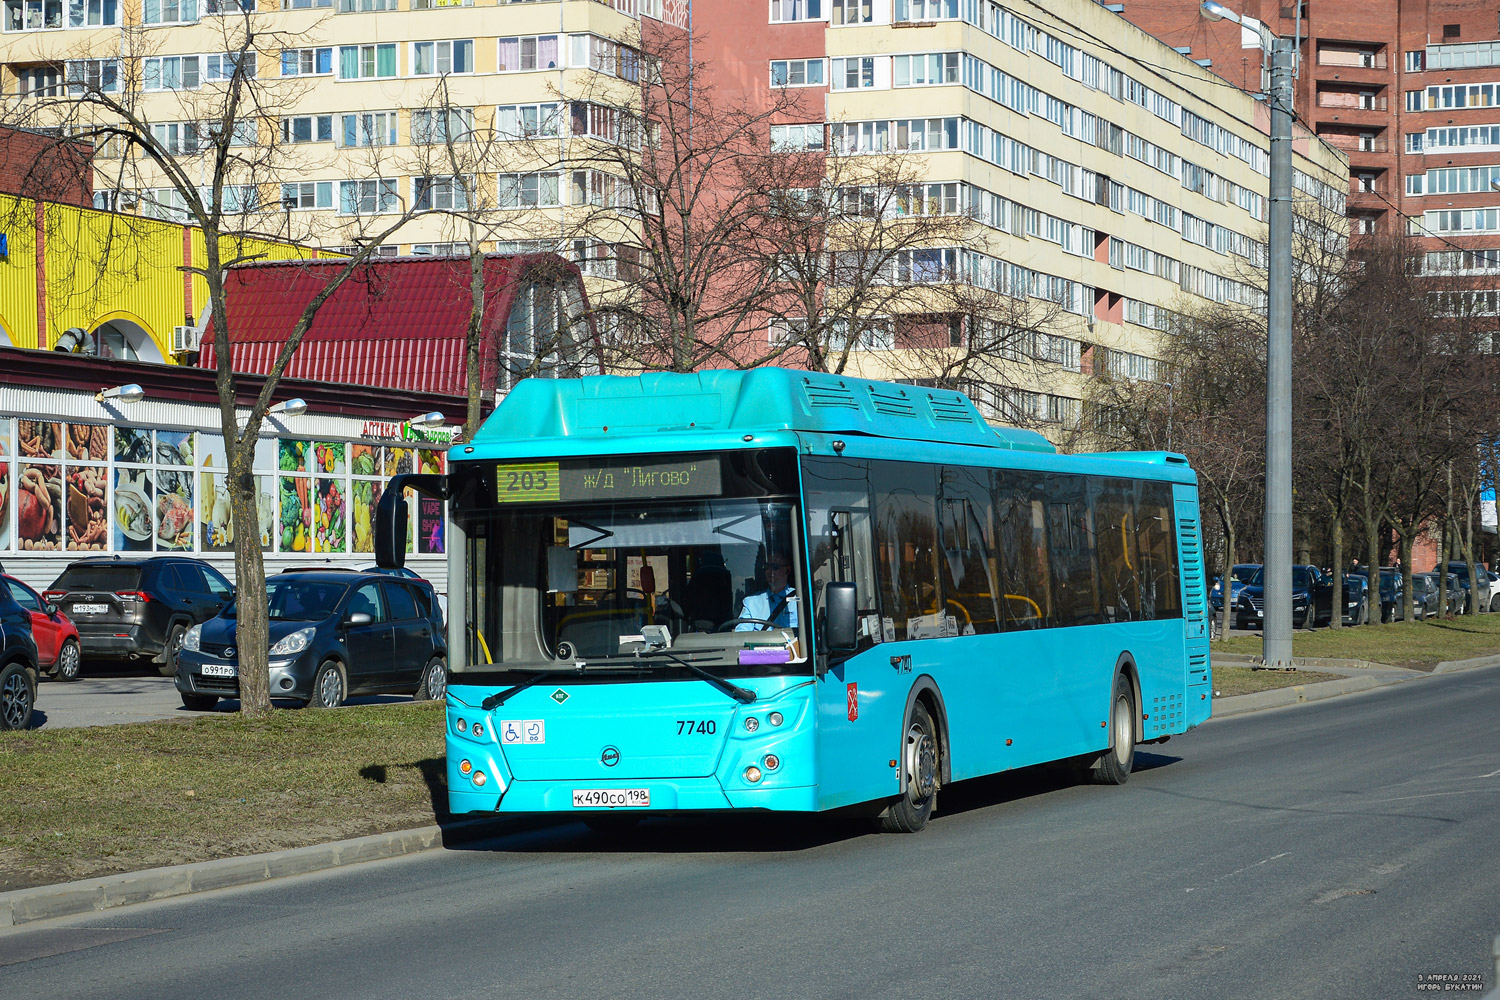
459;759;472;775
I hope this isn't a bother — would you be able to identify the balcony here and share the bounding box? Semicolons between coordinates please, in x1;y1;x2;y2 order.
1316;90;1388;112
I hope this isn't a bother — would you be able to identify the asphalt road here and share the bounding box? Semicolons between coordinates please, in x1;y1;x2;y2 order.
3;668;1498;1000
32;664;415;728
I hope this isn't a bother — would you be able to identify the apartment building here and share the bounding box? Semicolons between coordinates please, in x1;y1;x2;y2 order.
1111;1;1500;257
0;0;682;258
691;0;1347;433
1;0;1347;435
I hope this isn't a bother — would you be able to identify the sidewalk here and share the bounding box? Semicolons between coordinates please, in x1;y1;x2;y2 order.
4;653;1499;931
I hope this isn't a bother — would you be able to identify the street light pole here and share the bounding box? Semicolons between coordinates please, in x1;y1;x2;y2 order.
1264;35;1295;670
1201;2;1294;668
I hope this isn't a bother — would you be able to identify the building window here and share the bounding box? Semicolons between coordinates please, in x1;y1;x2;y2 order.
413;39;472;75
16;65;62;98
339;111;398;147
831;0;869;23
142;0;196;24
281;181;333;210
203;52;255;82
496;102;561;139
498;35;559;71
280;0;332;7
770;58;824;87
412;108;474;144
414;175;471;211
892;52;958;86
770;122;823;151
339;43;396;79
338;0;395;10
895;0;956;20
497;172;561;208
280;114;333;143
338;178;400;215
1405;50;1425;72
281;47;333;76
67;58;119;93
412;0;473;7
831;56;875;90
412;242;470;255
150;121;202;155
769;0;821;22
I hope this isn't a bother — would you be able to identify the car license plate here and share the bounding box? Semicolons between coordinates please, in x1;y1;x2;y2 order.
201;664;236;678
572;789;649;809
72;603;108;614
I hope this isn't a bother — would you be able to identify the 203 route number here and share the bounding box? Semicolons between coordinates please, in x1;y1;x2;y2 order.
676;719;716;736
572;788;650;808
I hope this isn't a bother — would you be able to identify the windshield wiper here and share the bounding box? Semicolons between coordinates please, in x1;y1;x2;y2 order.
634;649;757;704
481;670;561;711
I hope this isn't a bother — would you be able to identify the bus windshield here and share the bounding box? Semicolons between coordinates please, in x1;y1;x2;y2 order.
458;497;806;675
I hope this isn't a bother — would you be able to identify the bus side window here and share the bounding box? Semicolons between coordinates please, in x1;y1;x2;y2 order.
939;467;1000;635
1094;478;1142;623
994;471;1050;629
802;456;878;646
872;462;939;642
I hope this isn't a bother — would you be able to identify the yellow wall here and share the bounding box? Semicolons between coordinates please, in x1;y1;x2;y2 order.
0;196;39;349
0;193;308;360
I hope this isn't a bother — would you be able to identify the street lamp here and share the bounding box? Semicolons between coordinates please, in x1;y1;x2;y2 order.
408;411;445;430
1202;0;1296;669
94;383;145;404
268;398;308;418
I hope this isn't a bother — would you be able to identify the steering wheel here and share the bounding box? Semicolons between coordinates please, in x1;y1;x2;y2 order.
715;617;781;632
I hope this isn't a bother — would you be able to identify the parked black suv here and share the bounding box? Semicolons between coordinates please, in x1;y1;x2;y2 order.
44;557;234;676
0;581;39;730
176;570;446;710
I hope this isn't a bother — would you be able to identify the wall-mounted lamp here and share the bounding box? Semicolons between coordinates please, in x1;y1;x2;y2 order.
268;398;308;418
408;411;445;430
95;383;145;404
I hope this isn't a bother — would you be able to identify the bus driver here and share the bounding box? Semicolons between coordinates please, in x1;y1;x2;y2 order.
736;552;797;630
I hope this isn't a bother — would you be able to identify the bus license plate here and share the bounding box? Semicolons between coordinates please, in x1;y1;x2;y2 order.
201;664;236;678
572;789;649;809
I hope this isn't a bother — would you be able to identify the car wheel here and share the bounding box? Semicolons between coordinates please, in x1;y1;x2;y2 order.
881;701;940;832
158;624;186;678
309;660;345;709
1490;595;1500;613
53;639;82;682
180;692;219;711
415;657;447;702
0;662;36;730
1092;673;1136;786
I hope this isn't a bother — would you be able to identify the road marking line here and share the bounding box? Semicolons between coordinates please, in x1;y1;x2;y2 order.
1185;852;1291;893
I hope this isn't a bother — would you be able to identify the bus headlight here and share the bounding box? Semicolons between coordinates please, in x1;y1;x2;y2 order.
744;765;763;783
473;771;487;787
472;723;484;738
743;717;759;732
768;711;784;727
456;718;468;733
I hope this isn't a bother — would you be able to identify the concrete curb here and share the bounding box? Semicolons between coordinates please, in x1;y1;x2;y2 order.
1210;674;1392;718
1213;653;1395;670
0;816;551;930
1432;652;1500;674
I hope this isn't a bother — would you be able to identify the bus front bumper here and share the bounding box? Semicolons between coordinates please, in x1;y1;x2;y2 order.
448;766;818;815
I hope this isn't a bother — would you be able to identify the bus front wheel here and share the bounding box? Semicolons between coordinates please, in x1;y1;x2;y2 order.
1093;674;1136;785
881;701;939;833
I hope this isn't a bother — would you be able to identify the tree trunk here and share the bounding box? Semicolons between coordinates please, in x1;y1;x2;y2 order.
1218;499;1235;641
1398;529;1415;623
1361;468;1381;625
462;241;485;443
227;451;271;713
1329;516;1343;629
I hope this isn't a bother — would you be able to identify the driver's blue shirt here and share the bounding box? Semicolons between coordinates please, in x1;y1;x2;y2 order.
737;586;797;630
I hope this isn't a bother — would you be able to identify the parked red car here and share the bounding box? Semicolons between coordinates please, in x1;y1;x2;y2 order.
3;576;82;681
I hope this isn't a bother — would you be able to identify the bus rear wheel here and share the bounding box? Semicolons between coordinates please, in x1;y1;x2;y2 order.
881;701;939;833
1093;674;1136;785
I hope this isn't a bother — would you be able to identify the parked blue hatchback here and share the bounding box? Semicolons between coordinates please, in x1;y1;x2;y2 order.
174;570;446;710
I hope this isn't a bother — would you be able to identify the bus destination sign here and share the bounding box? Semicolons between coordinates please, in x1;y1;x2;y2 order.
495;457;722;504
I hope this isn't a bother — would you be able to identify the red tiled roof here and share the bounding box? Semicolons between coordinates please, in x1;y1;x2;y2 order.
200;253;590;397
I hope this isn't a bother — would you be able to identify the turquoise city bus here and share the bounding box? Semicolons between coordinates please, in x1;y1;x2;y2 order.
375;369;1211;832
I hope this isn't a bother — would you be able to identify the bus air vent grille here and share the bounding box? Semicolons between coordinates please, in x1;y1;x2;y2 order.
803;383;861;410
868;386;916;417
927;395;975;424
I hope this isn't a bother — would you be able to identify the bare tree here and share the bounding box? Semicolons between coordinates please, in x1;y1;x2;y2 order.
1;10;424;713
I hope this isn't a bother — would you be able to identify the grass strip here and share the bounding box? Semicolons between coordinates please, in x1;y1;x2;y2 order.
1212;615;1500;671
0;702;447;893
1210;666;1343;697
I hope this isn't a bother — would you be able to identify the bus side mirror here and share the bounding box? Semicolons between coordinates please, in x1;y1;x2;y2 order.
375;490;408;569
825;582;858;652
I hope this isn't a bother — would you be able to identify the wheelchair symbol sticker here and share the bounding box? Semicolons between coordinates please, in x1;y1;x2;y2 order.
501;720;546;745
